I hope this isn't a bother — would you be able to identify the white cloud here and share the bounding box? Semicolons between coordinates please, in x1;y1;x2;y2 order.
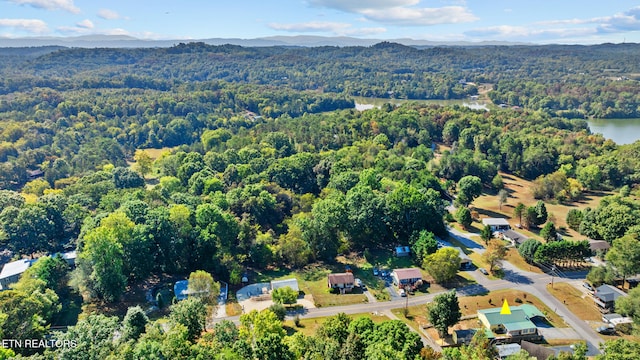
466;25;596;41
76;19;93;29
597;6;640;33
269;21;386;36
7;0;80;14
97;8;122;20
307;0;476;26
308;0;418;12
465;6;640;43
269;21;351;33
0;18;48;33
361;6;477;26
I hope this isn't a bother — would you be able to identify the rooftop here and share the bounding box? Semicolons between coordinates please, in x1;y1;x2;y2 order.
0;259;33;280
502;230;527;244
588;239;611;251
482;218;510;226
595;284;627;302
478;304;545;330
270;278;299;292
392;268;423;280
328;272;354;284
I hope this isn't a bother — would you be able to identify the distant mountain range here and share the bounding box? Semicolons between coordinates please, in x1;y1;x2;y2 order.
0;34;531;48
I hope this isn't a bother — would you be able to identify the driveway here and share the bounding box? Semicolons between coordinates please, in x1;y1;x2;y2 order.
538;327;581;340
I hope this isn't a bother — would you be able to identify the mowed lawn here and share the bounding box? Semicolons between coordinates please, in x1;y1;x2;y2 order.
546;283;602;321
472;172;610;241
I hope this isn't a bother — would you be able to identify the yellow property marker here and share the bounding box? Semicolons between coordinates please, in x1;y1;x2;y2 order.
500;299;511;315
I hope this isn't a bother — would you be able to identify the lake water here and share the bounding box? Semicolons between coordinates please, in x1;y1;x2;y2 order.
353;96;490;112
587;118;640;145
354;97;640;145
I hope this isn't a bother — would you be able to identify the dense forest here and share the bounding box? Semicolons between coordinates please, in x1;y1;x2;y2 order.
1;42;640;359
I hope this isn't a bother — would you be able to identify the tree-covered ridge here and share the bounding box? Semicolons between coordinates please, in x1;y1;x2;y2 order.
3;42;640;117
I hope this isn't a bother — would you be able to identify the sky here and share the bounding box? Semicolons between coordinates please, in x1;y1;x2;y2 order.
1;0;640;44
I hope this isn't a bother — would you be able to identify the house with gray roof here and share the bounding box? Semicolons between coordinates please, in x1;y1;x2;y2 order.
594;284;627;313
0;259;34;290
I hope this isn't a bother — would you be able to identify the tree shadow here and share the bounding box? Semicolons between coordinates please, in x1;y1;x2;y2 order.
456;283;489;297
501;268;533;284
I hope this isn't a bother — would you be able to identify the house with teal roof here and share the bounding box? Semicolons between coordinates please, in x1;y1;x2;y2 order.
477;304;546;338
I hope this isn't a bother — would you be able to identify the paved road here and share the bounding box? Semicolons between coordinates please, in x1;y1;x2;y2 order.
214;227;603;355
447;227;602;356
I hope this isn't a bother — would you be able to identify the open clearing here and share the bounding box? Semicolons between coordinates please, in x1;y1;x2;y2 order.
472;172;610;241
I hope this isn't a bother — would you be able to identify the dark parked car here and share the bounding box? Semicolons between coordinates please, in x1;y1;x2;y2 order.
597;326;615;335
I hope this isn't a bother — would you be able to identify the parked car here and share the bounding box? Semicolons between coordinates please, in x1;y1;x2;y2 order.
399;289;407;297
479;268;489;275
583;282;595;293
597;326;615;335
355;278;362;287
373;268;379;276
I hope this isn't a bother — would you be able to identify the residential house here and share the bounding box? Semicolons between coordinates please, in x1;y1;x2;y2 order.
391;268;423;287
0;259;34;290
451;247;472;269
594;284;627;313
327;272;355;294
482;218;511;232
270;278;299;292
27;169;44;179
502;230;527;247
395;246;410;257
478;304;545;338
588;239;610;257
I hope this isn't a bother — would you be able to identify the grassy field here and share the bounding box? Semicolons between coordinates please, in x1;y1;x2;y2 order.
282;313;390;336
505;248;544;274
546;283;602;321
472;172;610;241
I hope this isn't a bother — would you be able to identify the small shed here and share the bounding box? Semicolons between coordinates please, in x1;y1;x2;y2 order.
496;343;522;359
395;246;411;257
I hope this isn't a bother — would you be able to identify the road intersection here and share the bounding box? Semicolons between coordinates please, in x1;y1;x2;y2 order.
214;227;604;355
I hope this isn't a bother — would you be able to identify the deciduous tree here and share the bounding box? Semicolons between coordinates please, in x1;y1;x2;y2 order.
427;290;461;337
424;247;460;283
483;239;508;272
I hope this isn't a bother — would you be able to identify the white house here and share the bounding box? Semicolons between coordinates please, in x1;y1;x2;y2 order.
0;259;34;290
482;218;511;232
